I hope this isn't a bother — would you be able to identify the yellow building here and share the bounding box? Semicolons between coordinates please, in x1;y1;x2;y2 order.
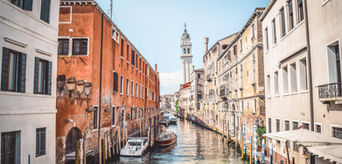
217;8;265;149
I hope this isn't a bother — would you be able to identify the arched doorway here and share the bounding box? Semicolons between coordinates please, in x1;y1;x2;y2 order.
65;127;82;155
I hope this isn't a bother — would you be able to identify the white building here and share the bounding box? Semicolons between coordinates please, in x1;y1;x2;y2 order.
0;0;58;163
180;24;193;84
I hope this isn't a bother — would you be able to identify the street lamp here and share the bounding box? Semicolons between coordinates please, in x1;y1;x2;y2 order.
84;82;93;112
76;80;85;97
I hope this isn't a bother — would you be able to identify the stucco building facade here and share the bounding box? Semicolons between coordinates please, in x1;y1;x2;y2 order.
56;1;160;163
0;0;59;163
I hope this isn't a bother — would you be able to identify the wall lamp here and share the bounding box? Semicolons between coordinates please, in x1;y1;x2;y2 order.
76;80;85;97
66;77;76;97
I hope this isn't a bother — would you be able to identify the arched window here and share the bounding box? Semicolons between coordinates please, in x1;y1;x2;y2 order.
187;48;190;54
183;48;186;54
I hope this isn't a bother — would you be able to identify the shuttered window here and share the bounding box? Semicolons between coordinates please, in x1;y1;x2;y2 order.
40;0;51;23
58;39;69;55
36;128;46;157
93;107;98;129
11;0;32;11
1;48;26;93
34;57;52;95
113;72;118;92
131;50;135;66
72;39;88;55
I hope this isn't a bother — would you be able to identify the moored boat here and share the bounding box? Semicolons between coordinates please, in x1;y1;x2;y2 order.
120;137;148;157
155;131;177;147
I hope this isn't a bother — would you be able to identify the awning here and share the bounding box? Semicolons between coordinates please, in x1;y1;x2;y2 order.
263;129;342;146
307;145;342;164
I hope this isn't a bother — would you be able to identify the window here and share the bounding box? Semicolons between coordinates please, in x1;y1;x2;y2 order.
302;122;309;130
290;63;297;92
288;0;294;30
126;79;129;96
197;73;201;79
40;0;51;23
315;124;321;133
1;131;21;164
293;121;298;130
297;0;304;22
131;108;133;120
36;128;46;157
93;106;98;129
112;28;120;43
266;75;271;96
327;42;341;83
120;76;123;95
264;28;269;50
72;38;88;55
272;18;277;44
274;71;279;95
332;127;342;139
285;120;290;131
282;66;288;93
1;48;26;93
113;72;118;92
126;45;130;62
276;119;280;132
131;50;135;66
252;24;255;39
187;48;190;54
268;118;272;133
34;58;52;95
139;85;141;98
112;107;116;126
11;0;32;11
280;7;286;37
120;38;124;57
299;58;308;90
135;83;138;98
58;39;69;55
131;81;134;96
233;45;237;55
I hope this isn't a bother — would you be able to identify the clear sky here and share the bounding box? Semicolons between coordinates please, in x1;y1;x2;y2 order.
96;0;270;95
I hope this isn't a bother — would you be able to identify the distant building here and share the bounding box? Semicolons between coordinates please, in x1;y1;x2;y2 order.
190;68;204;120
180;24;193;84
202;34;237;129
0;0;58;163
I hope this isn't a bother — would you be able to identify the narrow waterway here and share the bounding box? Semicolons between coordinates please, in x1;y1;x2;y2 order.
112;118;243;164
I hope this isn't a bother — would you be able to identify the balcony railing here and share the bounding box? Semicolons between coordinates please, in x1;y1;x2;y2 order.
318;82;342;101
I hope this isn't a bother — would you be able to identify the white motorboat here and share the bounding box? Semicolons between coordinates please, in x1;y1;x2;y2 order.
120;137;148;157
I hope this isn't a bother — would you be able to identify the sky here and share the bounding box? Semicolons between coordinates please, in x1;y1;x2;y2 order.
96;0;270;95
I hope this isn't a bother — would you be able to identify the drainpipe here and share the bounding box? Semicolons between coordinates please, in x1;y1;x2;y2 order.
98;13;104;163
303;0;314;131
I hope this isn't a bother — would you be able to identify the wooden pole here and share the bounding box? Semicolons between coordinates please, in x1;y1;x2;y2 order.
102;139;105;164
250;136;252;164
76;141;80;164
286;141;290;164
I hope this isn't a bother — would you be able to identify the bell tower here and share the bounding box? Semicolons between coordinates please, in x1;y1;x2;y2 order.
180;23;193;84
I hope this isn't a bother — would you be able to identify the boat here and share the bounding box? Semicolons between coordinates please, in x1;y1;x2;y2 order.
170;117;177;124
120;137;148;157
155;131;177;147
160;115;170;126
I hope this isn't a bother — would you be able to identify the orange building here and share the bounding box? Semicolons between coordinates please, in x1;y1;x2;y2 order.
56;0;160;163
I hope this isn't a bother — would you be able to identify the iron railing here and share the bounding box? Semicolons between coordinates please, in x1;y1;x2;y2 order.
318;82;342;99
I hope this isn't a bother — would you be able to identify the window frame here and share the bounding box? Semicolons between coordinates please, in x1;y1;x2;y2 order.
36;127;46;157
58;38;70;55
120;75;123;95
93;106;98;130
72;38;89;56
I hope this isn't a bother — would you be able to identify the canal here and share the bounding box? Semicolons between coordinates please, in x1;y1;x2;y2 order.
111;118;243;164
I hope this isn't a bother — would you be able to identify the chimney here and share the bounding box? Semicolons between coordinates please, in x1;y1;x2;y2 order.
204;37;209;54
155;64;158;72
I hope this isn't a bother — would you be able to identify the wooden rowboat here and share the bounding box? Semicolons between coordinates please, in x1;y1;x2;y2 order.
155;131;177;147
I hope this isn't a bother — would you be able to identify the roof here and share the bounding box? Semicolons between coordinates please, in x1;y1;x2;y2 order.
263;129;342;146
182;30;190;40
307;145;342;163
260;0;276;21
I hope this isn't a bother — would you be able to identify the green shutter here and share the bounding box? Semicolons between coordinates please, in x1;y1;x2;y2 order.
18;53;26;93
40;0;50;23
1;48;10;91
24;0;33;11
33;57;39;94
46;61;52;95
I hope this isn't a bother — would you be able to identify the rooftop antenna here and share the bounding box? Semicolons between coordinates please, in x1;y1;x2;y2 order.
184;22;187;32
110;0;113;19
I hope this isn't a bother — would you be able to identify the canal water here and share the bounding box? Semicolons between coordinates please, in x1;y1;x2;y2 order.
111;118;243;164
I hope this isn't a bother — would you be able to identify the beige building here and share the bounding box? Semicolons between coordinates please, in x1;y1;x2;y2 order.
261;0;342;163
0;0;59;163
203;34;236;129
217;8;265;147
190;68;204;120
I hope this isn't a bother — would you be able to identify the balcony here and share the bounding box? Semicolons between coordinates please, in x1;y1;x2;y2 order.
318;82;342;103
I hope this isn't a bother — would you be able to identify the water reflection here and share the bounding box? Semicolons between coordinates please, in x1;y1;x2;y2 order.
112;119;242;164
